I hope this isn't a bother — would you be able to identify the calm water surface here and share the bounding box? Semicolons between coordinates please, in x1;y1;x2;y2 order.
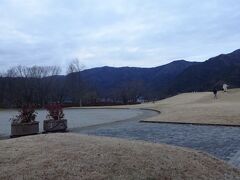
0;108;146;137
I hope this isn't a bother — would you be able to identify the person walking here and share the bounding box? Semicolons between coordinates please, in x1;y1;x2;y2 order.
223;84;228;92
213;87;218;99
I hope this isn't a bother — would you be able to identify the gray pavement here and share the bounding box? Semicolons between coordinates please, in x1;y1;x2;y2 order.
74;119;240;168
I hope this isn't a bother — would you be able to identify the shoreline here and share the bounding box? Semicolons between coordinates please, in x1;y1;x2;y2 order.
0;108;159;140
1;91;240;179
1;88;240;126
94;88;240;126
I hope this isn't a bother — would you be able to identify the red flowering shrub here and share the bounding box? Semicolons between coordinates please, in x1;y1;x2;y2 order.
45;103;64;120
11;104;37;124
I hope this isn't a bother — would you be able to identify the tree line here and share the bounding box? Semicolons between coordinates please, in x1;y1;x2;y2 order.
0;59;149;108
0;60;97;108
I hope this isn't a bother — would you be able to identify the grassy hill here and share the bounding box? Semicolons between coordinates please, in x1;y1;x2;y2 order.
138;88;240;125
0;133;239;179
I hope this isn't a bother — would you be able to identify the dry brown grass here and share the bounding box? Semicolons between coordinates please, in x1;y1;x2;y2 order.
73;88;240;125
0;133;240;180
115;88;240;125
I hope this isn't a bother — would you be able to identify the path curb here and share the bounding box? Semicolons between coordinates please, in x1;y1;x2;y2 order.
139;120;240;127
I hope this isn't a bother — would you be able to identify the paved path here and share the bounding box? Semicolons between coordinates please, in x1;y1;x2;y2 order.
229;150;240;167
74;120;240;168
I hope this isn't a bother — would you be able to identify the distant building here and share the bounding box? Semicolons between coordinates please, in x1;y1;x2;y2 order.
136;97;145;103
63;98;73;104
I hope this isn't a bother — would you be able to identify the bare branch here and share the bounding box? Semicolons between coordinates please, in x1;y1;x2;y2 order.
67;58;84;74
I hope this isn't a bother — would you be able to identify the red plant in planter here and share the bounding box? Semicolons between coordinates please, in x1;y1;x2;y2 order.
11;104;38;124
45;103;64;120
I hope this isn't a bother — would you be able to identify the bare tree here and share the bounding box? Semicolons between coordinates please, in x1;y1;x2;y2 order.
3;65;62;107
33;66;62;106
113;80;144;104
0;72;6;106
66;58;84;74
66;59;85;106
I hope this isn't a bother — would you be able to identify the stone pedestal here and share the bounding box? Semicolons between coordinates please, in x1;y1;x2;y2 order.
11;121;39;138
43;119;67;133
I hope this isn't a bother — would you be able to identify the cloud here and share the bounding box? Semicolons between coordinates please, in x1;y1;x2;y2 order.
0;0;240;72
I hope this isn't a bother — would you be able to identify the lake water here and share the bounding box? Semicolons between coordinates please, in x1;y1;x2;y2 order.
0;108;155;137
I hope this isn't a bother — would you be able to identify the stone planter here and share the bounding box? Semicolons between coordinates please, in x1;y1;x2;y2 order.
11;121;39;138
43;119;68;133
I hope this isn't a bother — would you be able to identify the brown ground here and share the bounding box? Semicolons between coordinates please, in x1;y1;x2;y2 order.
0;133;240;180
106;88;240;125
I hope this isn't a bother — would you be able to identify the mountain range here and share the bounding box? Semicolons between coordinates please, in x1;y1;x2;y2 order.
80;49;240;100
0;49;239;107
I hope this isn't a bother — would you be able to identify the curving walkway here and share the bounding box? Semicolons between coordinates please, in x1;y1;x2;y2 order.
75;118;240;168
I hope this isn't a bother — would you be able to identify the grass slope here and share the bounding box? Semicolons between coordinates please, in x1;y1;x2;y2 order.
0;133;240;180
135;88;240;125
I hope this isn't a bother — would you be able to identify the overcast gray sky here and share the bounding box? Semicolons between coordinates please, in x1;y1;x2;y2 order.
0;0;240;72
